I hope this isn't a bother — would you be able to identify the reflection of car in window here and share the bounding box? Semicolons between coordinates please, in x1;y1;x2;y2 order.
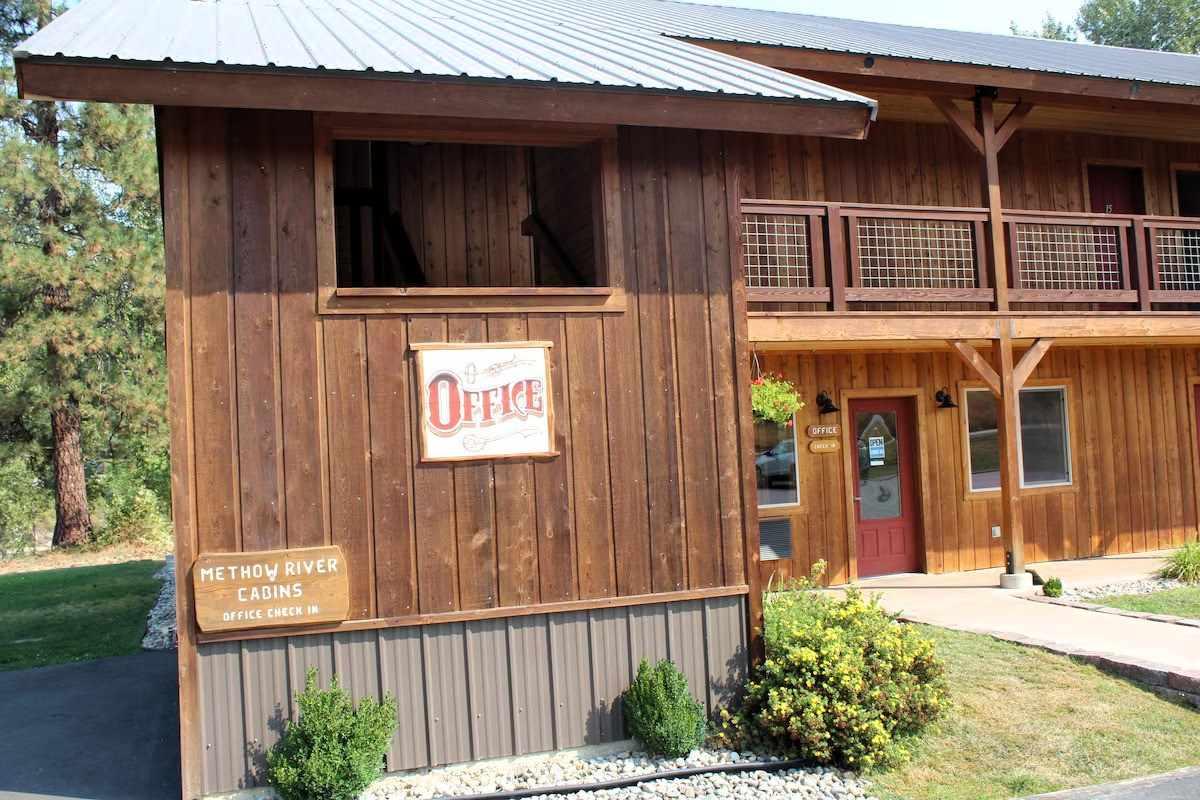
755;439;795;485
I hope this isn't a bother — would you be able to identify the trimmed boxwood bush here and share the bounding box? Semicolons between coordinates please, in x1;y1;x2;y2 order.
1043;577;1063;597
624;659;707;757
717;586;947;771
267;668;397;800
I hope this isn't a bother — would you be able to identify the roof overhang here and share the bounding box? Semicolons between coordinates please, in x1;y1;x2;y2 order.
14;57;874;139
686;40;1200;110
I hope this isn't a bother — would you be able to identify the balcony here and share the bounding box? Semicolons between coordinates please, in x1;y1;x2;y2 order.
741;200;1200;313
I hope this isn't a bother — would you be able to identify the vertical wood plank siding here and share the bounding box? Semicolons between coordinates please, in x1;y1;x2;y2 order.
160;109;757;798
757;347;1200;586
197;596;748;794
161;108;752;621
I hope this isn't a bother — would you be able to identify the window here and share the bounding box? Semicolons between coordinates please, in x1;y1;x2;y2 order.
332;139;603;289
314;117;624;314
755;417;799;507
965;386;1072;492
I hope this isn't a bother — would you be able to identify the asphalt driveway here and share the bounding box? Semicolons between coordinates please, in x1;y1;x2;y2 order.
0;651;180;800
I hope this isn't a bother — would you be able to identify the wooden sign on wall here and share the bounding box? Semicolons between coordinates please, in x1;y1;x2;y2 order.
809;439;841;454
413;341;555;462
807;423;841;438
193;546;350;633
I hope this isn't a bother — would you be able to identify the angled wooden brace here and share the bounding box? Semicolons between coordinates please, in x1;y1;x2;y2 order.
1013;338;1054;390
949;340;1001;397
931;97;985;156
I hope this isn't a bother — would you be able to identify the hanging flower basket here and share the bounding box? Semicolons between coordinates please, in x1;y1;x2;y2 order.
751;373;804;426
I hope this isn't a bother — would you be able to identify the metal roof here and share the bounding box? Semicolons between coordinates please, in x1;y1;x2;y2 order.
12;0;875;111
623;0;1200;89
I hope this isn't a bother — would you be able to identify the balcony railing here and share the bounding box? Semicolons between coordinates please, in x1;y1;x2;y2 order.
741;200;1200;311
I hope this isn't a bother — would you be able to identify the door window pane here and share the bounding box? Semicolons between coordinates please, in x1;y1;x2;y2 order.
755;418;798;507
855;411;901;520
1020;388;1071;486
965;387;1071;491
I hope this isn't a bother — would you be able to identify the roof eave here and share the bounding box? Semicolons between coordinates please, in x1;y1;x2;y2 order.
14;56;875;139
682;39;1200;108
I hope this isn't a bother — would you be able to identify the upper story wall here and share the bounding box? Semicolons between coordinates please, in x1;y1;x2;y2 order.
738;119;1200;213
160;107;756;635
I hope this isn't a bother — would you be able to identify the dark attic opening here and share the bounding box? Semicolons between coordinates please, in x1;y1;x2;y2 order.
333;139;604;289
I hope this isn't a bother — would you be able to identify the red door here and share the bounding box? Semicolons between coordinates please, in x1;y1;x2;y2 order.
1088;164;1146;214
851;397;921;578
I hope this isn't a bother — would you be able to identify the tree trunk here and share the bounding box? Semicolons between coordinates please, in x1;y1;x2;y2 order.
51;400;92;548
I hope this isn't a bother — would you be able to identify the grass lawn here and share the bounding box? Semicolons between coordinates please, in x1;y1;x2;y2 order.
870;625;1200;800
0;559;164;671
1091;586;1200;620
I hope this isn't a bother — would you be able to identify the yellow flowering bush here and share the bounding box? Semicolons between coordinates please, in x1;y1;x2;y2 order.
717;582;946;771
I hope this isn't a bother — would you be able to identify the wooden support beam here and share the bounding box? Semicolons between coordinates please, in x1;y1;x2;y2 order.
949;340;1002;396
1013;338;1053;390
995;329;1025;575
994;100;1034;151
977;93;1011;312
931;96;985;155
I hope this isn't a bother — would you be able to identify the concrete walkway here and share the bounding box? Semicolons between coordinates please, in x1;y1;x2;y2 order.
851;551;1200;675
0;651;180;800
1026;767;1200;799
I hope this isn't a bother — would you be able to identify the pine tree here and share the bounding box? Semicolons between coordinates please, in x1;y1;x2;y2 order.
0;0;165;548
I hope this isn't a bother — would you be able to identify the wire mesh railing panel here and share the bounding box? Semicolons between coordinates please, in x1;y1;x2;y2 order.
741;213;812;289
1013;223;1122;290
855;217;977;288
1154;228;1200;291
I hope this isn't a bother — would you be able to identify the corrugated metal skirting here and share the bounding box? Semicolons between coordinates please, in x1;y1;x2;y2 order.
196;595;748;796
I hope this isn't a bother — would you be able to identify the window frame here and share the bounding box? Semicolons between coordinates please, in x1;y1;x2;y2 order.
960;378;1080;499
754;414;802;512
313;113;627;315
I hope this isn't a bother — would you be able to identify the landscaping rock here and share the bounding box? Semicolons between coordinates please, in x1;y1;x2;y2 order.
141;555;177;651
1060;577;1182;602
363;749;876;800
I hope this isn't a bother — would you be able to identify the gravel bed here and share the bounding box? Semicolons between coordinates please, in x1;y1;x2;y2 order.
526;767;874;800
142;554;177;651
1059;577;1182;602
363;749;875;800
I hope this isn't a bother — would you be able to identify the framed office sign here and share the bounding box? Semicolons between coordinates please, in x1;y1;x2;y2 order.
413;341;555;462
193;546;349;633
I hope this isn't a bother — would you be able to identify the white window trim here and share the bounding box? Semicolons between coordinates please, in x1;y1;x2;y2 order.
964;385;1073;493
756;415;801;509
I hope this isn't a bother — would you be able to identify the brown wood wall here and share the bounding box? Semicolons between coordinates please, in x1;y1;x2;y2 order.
161;107;753;627
739;119;1200;212
757;346;1200;585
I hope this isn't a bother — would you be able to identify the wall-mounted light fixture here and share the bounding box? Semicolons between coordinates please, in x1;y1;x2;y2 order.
935;388;958;409
816;391;840;415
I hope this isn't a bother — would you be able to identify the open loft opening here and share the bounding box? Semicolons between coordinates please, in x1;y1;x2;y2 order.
332;138;605;291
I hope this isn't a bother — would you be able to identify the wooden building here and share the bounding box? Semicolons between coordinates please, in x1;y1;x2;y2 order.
15;0;1200;797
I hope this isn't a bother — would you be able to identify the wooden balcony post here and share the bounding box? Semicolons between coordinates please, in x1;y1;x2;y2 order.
1134;219;1153;311
827;204;848;312
977;93;1010;312
995;328;1025;576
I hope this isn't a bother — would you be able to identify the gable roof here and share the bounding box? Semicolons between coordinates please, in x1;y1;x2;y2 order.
12;0;874;110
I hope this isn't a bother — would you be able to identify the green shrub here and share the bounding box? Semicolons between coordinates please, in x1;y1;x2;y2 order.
624;659;707;757
267;668;397;800
719;588;947;771
1043;577;1063;598
95;485;171;548
0;448;51;558
1161;541;1200;584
